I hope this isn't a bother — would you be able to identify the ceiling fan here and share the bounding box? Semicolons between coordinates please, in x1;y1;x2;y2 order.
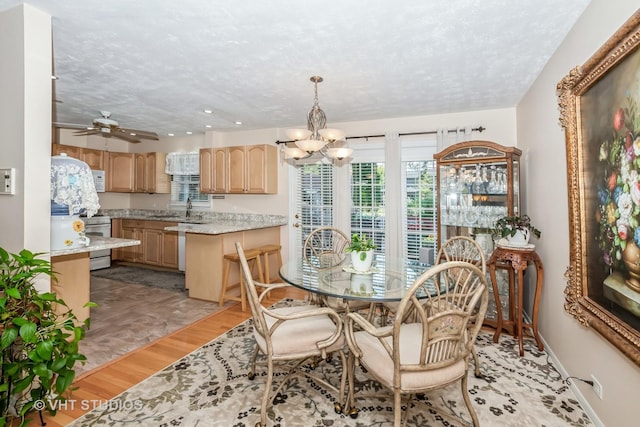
55;111;159;143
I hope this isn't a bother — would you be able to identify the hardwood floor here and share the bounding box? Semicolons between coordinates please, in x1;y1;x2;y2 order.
38;286;307;426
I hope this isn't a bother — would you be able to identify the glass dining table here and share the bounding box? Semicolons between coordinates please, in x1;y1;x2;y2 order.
278;255;433;303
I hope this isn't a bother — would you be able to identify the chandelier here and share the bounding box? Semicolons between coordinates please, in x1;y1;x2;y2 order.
280;76;353;162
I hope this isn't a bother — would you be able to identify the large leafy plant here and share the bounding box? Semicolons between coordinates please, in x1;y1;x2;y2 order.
0;248;90;427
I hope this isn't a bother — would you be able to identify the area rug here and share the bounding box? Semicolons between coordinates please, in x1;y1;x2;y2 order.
90;264;185;292
68;301;592;426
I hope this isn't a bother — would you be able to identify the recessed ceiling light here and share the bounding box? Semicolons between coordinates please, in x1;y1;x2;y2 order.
205;125;212;128
168;133;174;136
130;133;137;136
235;121;243;125
186;131;192;135
203;109;213;114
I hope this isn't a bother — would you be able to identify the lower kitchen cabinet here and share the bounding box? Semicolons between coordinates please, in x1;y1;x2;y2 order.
112;219;178;269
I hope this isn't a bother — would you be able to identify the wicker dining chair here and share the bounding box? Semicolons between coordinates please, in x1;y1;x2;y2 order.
344;260;489;427
235;242;347;427
303;226;371;313
436;235;487;378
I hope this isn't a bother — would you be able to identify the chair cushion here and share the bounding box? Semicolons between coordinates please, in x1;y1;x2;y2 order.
254;305;345;359
353;323;466;392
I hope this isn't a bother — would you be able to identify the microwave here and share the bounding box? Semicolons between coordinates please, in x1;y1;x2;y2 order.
92;170;106;192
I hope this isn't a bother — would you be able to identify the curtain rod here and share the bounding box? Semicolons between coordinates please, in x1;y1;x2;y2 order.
274;126;485;144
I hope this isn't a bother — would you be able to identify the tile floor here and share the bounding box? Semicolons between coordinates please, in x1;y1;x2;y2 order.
76;274;228;375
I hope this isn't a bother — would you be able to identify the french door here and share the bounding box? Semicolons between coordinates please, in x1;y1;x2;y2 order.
289;138;437;262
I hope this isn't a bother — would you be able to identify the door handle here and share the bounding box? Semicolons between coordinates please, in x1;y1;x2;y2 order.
293;223;300;228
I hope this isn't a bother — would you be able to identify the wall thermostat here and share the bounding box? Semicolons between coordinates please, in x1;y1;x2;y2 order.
0;168;16;195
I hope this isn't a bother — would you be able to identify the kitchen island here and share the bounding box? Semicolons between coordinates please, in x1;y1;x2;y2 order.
165;218;287;303
51;236;141;323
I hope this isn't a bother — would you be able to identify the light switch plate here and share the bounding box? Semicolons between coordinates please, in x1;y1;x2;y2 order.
0;168;16;195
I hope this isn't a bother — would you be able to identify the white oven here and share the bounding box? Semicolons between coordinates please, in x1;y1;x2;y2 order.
83;215;112;270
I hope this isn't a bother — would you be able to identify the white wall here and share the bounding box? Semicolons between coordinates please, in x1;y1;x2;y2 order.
517;2;640;426
0;4;51;270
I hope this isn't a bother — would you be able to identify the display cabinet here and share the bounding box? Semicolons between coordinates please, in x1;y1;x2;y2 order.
434;140;521;246
434;140;522;327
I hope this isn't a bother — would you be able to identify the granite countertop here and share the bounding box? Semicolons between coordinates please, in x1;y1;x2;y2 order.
96;209;289;235
98;209;287;226
51;236;141;257
164;219;287;235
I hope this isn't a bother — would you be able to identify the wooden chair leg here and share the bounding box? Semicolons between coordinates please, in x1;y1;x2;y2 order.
219;258;232;307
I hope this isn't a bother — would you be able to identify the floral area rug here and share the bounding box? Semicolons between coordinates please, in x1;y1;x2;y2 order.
68;300;592;426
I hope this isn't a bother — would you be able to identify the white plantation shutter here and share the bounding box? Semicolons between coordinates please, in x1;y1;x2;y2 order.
297;163;334;248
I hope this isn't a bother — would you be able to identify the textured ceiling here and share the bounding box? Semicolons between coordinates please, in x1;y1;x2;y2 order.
1;0;591;137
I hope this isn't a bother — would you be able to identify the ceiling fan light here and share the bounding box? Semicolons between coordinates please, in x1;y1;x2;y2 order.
295;139;327;153
319;128;345;142
286;129;312;141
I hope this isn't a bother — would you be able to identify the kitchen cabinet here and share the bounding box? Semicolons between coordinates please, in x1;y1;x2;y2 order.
228;144;277;194
51;144;104;170
82;147;105;170
199;148;228;193
52;143;81;158
119;219;145;262
106;152;135;192
162;230;179;268
135;152;170;194
200;144;277;194
113;219;178;269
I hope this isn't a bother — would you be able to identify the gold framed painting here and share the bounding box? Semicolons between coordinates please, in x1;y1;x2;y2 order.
558;10;640;366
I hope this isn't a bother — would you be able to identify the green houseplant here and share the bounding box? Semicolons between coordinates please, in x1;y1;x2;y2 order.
0;247;90;427
345;233;377;272
494;215;541;245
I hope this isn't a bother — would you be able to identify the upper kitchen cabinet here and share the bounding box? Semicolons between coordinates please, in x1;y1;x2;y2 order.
82;147;105;170
434;140;522;247
199;148;228;193
229;144;277;194
106;152;135;192
51;144;104;170
200;144;277;194
135;152;170;194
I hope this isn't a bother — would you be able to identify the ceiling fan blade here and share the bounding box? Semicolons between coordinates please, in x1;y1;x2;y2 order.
118;128;159;140
54;122;93;130
109;131;142;143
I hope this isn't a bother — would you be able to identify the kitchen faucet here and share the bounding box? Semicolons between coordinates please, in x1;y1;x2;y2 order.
186;197;192;218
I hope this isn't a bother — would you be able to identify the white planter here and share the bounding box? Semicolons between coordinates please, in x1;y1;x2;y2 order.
507;229;530;246
51;215;90;250
350;250;374;272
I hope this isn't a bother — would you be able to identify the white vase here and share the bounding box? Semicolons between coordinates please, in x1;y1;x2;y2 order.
351;250;374;272
507;229;530;246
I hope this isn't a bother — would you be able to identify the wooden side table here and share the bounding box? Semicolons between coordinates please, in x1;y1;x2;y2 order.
488;245;544;356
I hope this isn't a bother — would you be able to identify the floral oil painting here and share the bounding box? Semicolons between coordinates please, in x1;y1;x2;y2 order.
583;44;640;332
559;11;640;366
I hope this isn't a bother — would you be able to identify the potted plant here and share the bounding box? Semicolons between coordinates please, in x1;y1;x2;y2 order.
494;214;541;246
345;233;377;272
0;247;90;427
